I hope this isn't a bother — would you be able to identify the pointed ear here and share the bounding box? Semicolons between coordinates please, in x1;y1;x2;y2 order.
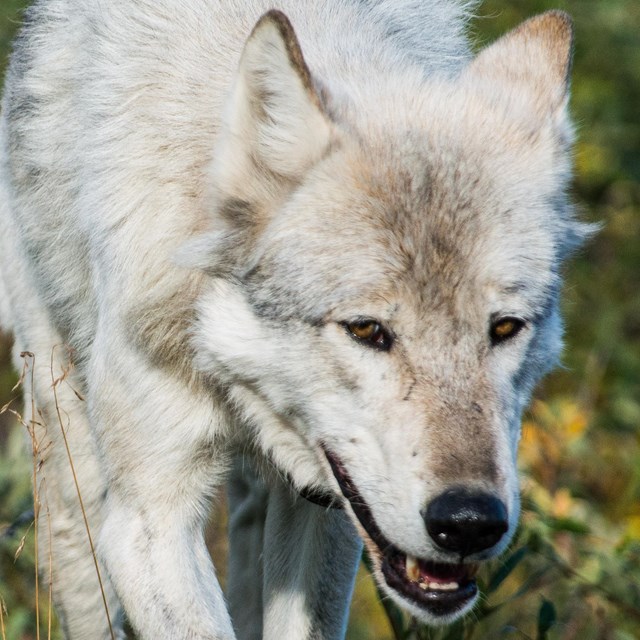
213;10;333;203
466;11;573;119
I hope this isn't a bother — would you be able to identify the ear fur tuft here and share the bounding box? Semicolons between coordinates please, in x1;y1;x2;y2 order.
212;10;333;206
250;10;321;109
509;10;573;89
467;10;574;117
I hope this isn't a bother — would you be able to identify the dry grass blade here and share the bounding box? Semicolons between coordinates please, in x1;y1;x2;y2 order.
0;595;7;640
46;501;53;640
0;399;14;414
13;521;33;561
19;352;41;640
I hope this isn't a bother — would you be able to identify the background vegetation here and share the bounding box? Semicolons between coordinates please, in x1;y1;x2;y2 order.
1;0;638;638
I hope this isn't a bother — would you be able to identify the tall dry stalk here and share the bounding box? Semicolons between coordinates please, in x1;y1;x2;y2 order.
45;499;53;639
2;348;116;639
3;351;55;640
21;351;41;640
18;352;55;639
0;595;6;640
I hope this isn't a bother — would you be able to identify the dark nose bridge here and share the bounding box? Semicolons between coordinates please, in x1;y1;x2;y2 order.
423;486;508;556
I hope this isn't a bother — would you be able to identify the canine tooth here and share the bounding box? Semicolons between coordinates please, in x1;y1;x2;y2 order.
405;555;420;582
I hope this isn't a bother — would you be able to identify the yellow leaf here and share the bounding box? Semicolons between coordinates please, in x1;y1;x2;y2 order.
624;515;640;540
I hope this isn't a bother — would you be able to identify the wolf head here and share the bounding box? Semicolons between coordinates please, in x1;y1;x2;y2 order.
192;10;593;623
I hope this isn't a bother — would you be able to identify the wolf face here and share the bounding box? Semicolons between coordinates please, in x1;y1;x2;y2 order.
190;10;591;623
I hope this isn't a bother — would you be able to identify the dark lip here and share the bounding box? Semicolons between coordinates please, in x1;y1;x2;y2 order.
322;446;478;616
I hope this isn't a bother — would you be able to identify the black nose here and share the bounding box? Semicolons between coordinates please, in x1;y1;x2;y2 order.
424;487;508;556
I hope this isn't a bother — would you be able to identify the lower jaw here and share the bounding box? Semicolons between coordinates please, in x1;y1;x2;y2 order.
380;555;478;620
323;447;480;620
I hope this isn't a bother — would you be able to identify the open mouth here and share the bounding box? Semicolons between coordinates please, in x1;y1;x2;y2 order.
323;448;479;618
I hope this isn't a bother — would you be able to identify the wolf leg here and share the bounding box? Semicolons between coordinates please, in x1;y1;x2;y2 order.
261;478;362;640
89;346;236;640
226;457;268;640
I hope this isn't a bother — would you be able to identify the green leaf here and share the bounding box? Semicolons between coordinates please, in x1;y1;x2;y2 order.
547;517;590;535
485;546;529;594
537;598;556;640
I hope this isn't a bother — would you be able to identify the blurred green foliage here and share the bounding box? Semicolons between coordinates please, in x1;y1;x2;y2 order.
0;1;638;638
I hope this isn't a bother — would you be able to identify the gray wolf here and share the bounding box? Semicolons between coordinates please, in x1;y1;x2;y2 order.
0;1;592;638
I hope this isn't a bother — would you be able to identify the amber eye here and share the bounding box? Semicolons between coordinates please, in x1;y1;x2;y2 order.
490;316;525;345
343;319;393;351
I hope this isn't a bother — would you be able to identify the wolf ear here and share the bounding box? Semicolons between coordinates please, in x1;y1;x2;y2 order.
213;10;333;203
467;11;573;119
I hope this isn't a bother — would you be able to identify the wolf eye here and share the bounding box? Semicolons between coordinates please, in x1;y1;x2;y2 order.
343;319;393;351
490;317;525;345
